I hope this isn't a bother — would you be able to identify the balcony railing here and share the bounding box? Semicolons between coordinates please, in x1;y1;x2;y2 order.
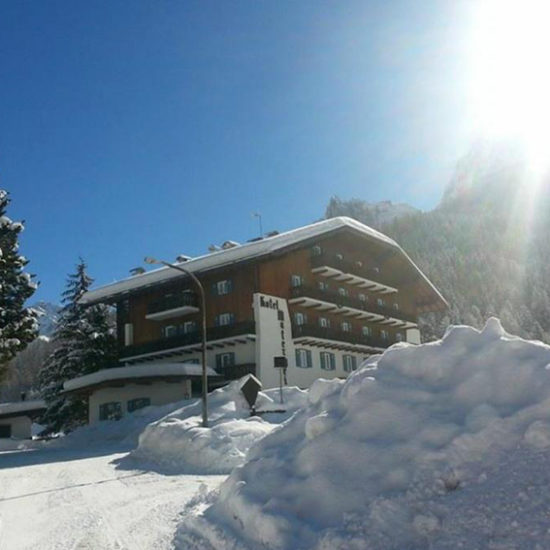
147;291;199;316
311;253;396;287
290;285;416;323
218;363;256;380
292;323;390;349
120;321;256;359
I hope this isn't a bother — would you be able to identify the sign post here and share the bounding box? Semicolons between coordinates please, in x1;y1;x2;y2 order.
274;356;288;404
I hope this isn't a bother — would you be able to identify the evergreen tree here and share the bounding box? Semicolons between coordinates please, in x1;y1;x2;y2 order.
39;260;117;432
0;190;38;380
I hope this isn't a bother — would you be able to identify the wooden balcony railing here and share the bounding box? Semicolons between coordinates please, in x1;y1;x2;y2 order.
290;285;416;323
292;323;390;349
120;321;256;359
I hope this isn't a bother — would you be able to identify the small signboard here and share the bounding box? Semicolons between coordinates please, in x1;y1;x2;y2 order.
274;356;288;369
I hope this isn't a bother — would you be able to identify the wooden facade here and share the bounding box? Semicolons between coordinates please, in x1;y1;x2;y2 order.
108;223;446;380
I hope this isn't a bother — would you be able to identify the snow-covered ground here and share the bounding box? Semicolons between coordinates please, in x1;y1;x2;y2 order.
4;320;550;549
177;319;550;549
0;447;224;549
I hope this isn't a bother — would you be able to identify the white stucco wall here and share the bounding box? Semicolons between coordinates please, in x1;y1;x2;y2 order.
287;345;371;388
89;380;191;424
0;416;32;439
155;341;256;370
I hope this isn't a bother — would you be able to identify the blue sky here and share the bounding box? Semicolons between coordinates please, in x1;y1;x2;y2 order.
1;1;475;304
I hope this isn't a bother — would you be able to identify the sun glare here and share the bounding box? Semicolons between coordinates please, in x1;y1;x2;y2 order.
470;0;550;176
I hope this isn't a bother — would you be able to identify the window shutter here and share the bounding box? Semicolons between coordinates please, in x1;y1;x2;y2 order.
229;313;235;324
211;283;218;295
228;279;233;293
307;350;312;368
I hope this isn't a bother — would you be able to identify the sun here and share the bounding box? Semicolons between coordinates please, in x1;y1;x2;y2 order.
469;0;550;176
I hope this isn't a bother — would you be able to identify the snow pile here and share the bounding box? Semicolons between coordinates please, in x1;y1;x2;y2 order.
176;319;550;549
48;398;194;451
134;378;307;474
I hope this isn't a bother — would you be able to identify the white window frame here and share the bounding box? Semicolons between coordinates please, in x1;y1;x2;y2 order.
362;325;372;337
341;321;352;332
381;329;389;340
319;317;330;328
358;293;367;302
294;312;306;326
295;348;312;368
291;274;303;288
216;279;232;295
163;325;177;338
320;351;336;371
216;313;234;326
343;354;357;373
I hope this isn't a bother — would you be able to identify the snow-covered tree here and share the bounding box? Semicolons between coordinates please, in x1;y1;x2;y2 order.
39;260;117;432
0;190;38;380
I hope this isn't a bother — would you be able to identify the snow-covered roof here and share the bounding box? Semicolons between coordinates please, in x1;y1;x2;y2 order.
0;399;46;417
80;217;404;305
63;363;220;392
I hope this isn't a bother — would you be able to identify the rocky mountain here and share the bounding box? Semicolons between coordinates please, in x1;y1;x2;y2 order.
325;198;420;230
325;145;550;342
32;301;61;337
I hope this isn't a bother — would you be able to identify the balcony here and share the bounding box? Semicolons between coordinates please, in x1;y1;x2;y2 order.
292;323;389;350
218;363;256;381
310;254;397;294
145;292;199;321
120;321;256;360
289;285;416;325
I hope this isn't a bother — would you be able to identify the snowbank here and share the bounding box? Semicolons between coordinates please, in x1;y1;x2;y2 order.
47;398;194;451
133;378;307;474
176;319;550;549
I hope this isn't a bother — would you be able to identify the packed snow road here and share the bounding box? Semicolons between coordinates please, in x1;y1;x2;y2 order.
0;447;225;550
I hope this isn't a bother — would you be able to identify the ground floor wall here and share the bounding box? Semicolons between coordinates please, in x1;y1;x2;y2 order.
0;415;32;439
89;380;191;424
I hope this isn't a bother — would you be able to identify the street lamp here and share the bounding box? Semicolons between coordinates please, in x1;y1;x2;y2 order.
144;256;208;427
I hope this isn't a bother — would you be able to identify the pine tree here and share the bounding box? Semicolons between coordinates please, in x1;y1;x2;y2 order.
0;190;38;380
39;260;117;432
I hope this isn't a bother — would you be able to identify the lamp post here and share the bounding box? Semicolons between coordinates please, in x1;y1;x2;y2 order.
144;256;208;427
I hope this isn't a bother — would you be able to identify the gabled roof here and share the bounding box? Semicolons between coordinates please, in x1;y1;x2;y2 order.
80;216;447;310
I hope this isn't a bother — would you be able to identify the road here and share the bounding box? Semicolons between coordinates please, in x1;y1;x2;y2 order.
0;447;225;550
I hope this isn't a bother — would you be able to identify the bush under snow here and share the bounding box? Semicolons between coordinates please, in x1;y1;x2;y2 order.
176;319;550;549
133;378;307;474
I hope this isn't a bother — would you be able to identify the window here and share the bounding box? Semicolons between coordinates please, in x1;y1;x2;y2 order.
343;355;357;373
335;253;344;261
393;303;399;311
127;398;151;413
216;352;235;370
215;313;235;326
341;321;352;332
294;312;306;326
99;402;122;421
381;329;389;340
338;287;348;297
318;280;329;292
312;245;322;257
377;298;385;307
358;293;367;302
182;321;197;334
162;325;177;338
295;348;312;368
290;274;303;288
396;332;404;342
212;279;233;296
362;326;372;337
320;351;336;370
319;317;330;328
